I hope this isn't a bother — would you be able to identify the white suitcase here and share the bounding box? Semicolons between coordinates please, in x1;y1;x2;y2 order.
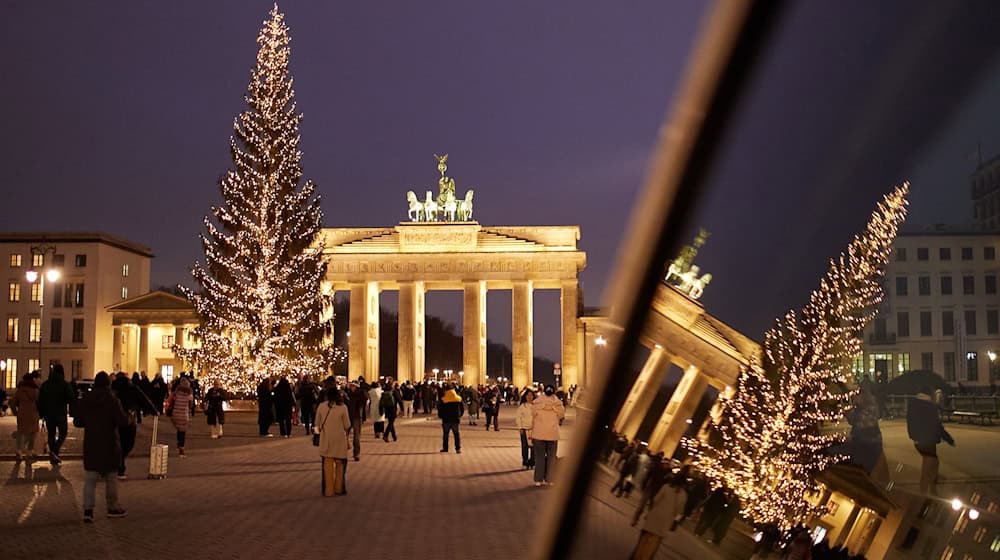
148;414;169;479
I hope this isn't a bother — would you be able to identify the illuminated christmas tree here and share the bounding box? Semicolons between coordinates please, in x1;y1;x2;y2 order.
686;183;909;529
180;5;331;392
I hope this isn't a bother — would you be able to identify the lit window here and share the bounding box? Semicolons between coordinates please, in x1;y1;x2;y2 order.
9;254;22;267
8;281;19;302
122;263;129;277
31;253;44;267
121;286;128;300
28;317;40;342
27;358;38;373
30;283;41;302
3;359;16;388
6;317;18;342
162;335;175;349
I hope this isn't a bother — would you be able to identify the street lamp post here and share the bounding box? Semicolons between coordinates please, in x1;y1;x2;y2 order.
25;245;60;374
432;368;440;382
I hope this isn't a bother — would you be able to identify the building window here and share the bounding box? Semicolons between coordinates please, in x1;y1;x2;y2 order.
70;359;83;380
896;276;908;296
985;246;996;260
72;318;84;343
6;316;18;342
897;311;910;337
897;352;910;374
7;281;19;302
73;284;84;307
162;335;175;349
921;352;934;371
963;275;975;295
121;286;128;300
31;253;44;267
3;359;16;388
52;254;65;267
122;263;129;277
939;247;951;260
896;248;907;261
967;352;979;381
852;355;865;377
51;283;62;308
986;275;997;295
988;309;999;335
74;254;87;267
28;317;40;343
944;352;956;381
941;276;952;295
63;283;73;307
9;254;22;267
943;311;954;336
920;312;932;337
965;310;977;336
918;276;931;296
29;282;42;302
917;248;929;261
50;318;61;343
961;247;974;260
27;358;38;373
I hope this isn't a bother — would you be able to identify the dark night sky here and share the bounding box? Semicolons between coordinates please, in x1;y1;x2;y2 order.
2;2;999;363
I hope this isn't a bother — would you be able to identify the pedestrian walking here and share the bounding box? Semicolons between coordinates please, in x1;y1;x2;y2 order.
274;376;296;438
111;372;148;479
631;455;674;526
612;446;641;497
380;384;399;442
167;378;194;457
466;386;480;425
314;387;352;497
368;381;385;439
11;372;41;462
149;373;168;414
256;377;275;437
75;371;128;522
401;381;415;418
438;383;464;453
531;385;565;486
297;375;318;434
483;389;500;431
345;382;365;462
37;364;74;465
906;386;955;496
515;389;535;469
205;380;227;439
629;469;688;560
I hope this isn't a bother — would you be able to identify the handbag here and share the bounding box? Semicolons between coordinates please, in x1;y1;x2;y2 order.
313;403;332;447
165;394;175;418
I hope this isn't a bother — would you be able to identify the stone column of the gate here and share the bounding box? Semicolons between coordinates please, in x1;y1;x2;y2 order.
647;365;708;457
560;279;580;388
397;281;426;383
614;346;673;440
463;280;487;387
512;280;533;388
349;282;380;380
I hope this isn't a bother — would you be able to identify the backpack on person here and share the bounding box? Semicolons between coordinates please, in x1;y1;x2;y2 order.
379;391;395;415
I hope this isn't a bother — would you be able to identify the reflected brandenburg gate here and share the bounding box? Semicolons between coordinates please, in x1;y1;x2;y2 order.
319;156;586;388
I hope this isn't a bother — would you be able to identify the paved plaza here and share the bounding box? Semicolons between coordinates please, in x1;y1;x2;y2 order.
1;406;739;560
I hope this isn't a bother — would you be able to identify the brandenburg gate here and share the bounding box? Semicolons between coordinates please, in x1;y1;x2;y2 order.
319;155;586;388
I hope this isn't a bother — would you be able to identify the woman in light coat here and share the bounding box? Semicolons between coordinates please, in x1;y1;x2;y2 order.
531;385;565;486
515;389;535;469
12;373;41;461
367;382;385;439
314;387;352;496
630;470;689;560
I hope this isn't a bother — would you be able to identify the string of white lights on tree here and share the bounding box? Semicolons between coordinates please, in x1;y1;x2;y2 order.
683;182;909;529
177;5;341;393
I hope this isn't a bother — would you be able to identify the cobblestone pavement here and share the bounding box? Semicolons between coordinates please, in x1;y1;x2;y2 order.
2;407;732;560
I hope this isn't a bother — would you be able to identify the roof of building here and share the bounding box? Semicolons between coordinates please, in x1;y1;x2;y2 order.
0;231;154;257
898;225;1000;238
106;290;193;312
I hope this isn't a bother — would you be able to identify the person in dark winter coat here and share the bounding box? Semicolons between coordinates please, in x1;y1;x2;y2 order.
75;371;129;521
344;383;366;461
297;375;318;434
273;377;296;437
907;387;955;496
149;373;168;413
257;377;275;437
111;372;155;478
205;380;227;438
37;364;75;464
612;446;641;497
438;384;465;453
482;389;500;431
379;383;401;442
